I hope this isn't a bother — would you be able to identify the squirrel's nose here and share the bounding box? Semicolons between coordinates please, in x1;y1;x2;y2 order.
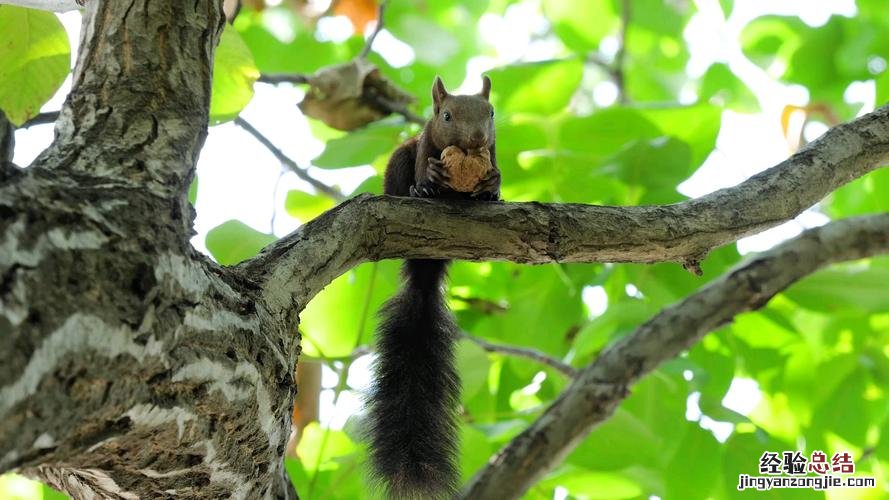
470;130;486;146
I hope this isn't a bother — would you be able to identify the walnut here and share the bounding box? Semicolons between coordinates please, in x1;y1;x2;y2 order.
440;146;492;192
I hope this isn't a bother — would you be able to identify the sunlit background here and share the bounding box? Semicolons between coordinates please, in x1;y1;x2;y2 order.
5;0;885;498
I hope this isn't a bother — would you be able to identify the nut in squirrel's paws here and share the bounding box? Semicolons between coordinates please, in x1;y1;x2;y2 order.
440;146;493;192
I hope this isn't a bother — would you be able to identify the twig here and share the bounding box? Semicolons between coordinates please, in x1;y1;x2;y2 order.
364;93;425;125
269;167;287;233
1;110;14;163
358;1;388;60
258;74;310;85
234;117;345;202
462;333;578;379
614;0;630;103
21;111;60;129
451;295;508;315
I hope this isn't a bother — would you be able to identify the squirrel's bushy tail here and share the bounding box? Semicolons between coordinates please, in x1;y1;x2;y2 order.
366;258;460;499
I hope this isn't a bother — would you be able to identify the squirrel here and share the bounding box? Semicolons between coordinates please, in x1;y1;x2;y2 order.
365;75;500;499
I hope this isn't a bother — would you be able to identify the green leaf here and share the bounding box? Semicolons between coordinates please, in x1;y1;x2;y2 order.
638;104;721;169
542;0;619;53
296;422;357;471
235;7;359;75
539;466;643;499
568;407;661;470
699;63;760;112
0;6;70;126
300;261;399;358
459;424;493;483
688;341;736;408
723;432;813;500
349;175;383;196
783;266;889;313
877;70;889;107
313;124;404;169
665;424;722;499
719;0;733;18
605;137;692;204
284;190;335;222
210;27;259;124
741;16;805;71
558;108;660;159
456;338;491;401
825;167;889;218
290;423;364;499
487;59;583;115
205;220;276;265
42;482;69;500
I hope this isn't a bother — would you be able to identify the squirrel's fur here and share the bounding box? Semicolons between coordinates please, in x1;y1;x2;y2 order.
366;76;500;499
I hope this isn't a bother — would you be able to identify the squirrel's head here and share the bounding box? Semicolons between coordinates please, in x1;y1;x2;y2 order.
429;75;495;152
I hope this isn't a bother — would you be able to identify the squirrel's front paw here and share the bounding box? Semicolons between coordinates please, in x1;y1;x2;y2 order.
426;157;453;189
471;171;501;201
410;181;440;198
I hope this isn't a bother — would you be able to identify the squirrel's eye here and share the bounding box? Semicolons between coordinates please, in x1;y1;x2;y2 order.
490;109;494;118
443;111;451;121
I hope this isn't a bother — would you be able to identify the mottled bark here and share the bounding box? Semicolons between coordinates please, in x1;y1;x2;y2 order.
2;1;297;498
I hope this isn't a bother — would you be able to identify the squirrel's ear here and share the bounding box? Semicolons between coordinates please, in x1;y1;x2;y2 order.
432;76;449;113
479;75;491;100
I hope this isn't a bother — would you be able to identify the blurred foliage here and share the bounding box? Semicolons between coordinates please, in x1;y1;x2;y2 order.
4;0;889;499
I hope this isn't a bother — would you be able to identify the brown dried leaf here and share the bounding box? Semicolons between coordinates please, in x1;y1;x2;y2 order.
298;59;415;131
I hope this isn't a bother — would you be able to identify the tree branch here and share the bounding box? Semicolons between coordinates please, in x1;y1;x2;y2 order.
258;74;310;85
234;117;346;202
460;212;889;499
614;0;630;103
0;0;82;12
462;333;578;378
20;111;60;128
239;103;889;316
0;110;14;163
358;0;387;60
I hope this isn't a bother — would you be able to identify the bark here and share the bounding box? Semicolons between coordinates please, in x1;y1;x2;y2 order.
0;0;82;12
2;1;297;498
1;0;888;498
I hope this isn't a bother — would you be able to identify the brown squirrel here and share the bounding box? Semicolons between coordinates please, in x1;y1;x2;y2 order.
365;76;500;499
383;75;500;200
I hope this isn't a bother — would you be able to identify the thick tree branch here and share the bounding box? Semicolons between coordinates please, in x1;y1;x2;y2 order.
240;103;889;316
460;212;889;499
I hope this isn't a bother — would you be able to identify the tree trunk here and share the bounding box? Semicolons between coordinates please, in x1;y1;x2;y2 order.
1;1;298;497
